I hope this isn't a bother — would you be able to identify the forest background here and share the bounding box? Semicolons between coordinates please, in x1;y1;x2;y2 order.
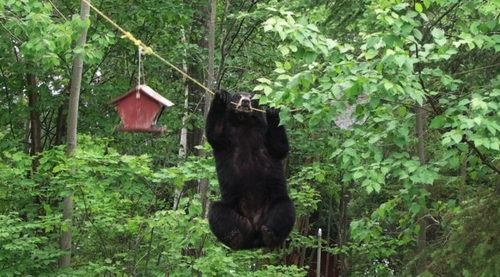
1;0;500;276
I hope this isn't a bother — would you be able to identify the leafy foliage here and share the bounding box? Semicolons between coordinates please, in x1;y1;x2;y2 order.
2;0;500;275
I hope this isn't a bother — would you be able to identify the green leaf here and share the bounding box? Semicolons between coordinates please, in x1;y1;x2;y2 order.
345;148;357;157
486;20;497;31
263;86;272;95
473;137;483;147
307;24;319;32
491;140;499;151
275;68;286;74
451;131;463;144
276;74;291;80
431;28;445;39
330;149;342;159
305;52;317;64
366;183;373;194
458;98;470;106
470;22;480;35
421;170;439;184
413;224;421;235
473;116;482;126
395;56;406;67
257;78;272;85
353;171;364;180
279;45;290;55
343;139;356;148
293;114;304;123
394;137;405;148
284;61;292;70
397;106;407;117
384;80;394;90
264;17;276;26
430;115;445;128
410;203;421;214
413;29;423;41
315;173;325;182
483;137;491;149
415;3;423;13
365;48;378;60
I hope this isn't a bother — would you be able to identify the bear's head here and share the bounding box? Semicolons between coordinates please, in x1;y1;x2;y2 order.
227;92;264;124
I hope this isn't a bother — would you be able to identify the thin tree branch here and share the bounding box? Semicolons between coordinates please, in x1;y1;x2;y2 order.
423;1;462;41
465;139;500;175
217;0;258;85
234;19;263;53
451;63;500;77
415;41;440;114
0;64;16;137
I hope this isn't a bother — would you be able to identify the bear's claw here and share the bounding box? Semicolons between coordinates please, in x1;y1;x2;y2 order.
261;225;278;248
215;90;230;106
225;229;243;250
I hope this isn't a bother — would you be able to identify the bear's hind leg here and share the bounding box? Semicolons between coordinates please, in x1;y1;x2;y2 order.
261;198;296;248
208;201;255;250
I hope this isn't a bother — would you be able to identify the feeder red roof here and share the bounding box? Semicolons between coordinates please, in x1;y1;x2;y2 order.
109;85;173;133
109;85;174;107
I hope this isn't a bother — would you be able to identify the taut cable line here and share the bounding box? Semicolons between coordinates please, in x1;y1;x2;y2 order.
80;0;266;113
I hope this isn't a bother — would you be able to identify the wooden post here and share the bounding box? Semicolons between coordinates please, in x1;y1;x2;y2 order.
317;228;322;277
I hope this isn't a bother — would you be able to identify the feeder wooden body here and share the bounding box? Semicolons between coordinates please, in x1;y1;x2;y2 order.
109;85;174;133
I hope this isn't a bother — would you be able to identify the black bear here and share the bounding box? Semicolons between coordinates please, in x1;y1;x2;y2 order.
206;89;296;250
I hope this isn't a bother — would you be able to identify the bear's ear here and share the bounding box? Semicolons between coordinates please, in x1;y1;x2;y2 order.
238;92;253;97
229;93;241;103
219;89;232;99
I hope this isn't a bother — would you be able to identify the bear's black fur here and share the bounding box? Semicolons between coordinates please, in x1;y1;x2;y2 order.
206;89;296;250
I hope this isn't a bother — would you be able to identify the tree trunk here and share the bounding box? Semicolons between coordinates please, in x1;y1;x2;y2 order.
186;0;209;156
414;105;427;274
325;197;332;276
59;0;90;268
173;27;190;210
338;181;350;276
459;152;468;202
199;0;216;219
299;206;311;268
26;71;42;168
54;99;68;146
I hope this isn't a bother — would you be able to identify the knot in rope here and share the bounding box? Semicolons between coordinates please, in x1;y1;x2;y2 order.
121;32;134;41
143;47;153;55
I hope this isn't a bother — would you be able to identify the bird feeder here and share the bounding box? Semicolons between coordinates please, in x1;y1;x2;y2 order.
109;85;174;133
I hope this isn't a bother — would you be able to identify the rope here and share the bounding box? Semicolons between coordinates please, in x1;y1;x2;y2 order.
137;46;142;86
141;50;146;84
136;45;142;98
80;0;266;113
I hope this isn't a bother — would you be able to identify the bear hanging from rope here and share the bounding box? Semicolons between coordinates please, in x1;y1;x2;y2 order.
206;89;296;250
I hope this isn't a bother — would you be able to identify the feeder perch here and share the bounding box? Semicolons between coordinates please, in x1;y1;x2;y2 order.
109;85;174;133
